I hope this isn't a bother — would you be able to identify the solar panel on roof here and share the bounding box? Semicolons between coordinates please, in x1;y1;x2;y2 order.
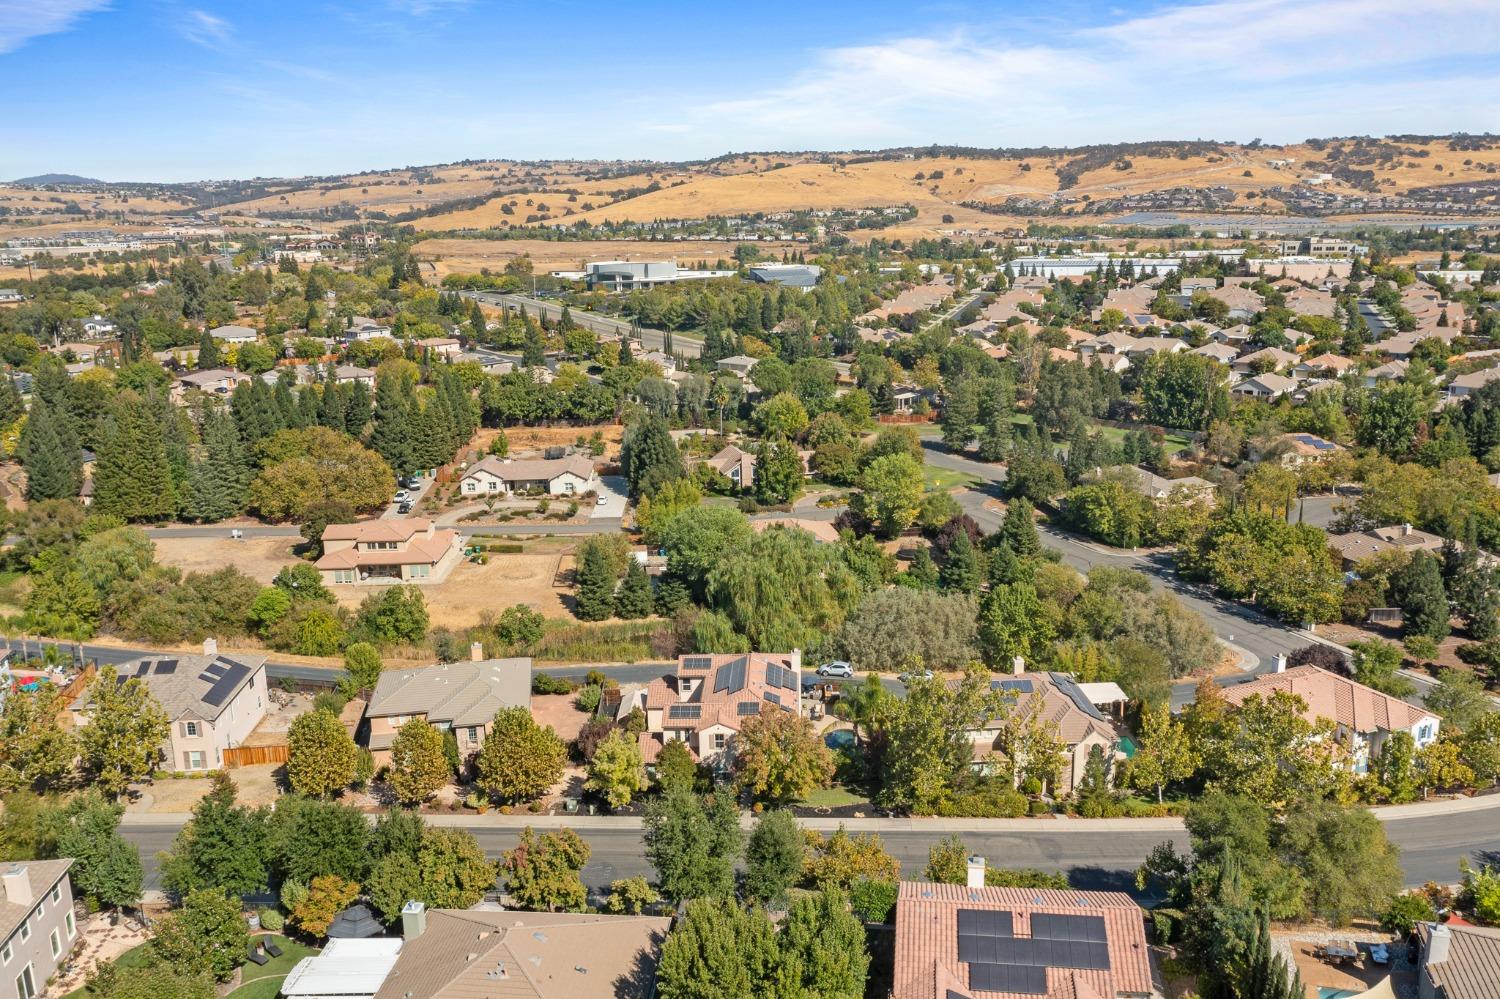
153;660;178;675
667;704;701;719
968;964;1047;994
1032;912;1106;944
763;691;780;706
994;678;1033;693
135;661;151;676
737;702;761;716
682;656;713;671
200;658;250;708
714;657;747;695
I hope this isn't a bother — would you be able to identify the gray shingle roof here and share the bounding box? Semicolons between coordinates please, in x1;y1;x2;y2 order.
71;654;267;723
0;860;73;941
366;659;532;730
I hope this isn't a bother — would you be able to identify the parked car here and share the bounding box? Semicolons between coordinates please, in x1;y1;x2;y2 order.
397;501;412;514
816;661;854;678
393;490;410;503
596;495;609;506
898;668;935;684
401;476;421;489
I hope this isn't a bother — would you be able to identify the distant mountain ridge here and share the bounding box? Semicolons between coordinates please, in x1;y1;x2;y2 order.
10;174;105;186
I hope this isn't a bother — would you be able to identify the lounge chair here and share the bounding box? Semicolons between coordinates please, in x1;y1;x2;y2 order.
247;944;270;966
264;939;283;958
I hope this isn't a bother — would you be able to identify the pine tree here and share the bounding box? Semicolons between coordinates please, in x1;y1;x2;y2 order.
319;378;347;431
370;375;417;475
939;529;980;593
345;380;373;435
615;559;654;619
574;543;617;621
0;375;22;427
19;398;82;500
906;546;939;588
187;409;251;522
1001;498;1042;558
197;328;220;370
93;392;175;520
522;324;546;367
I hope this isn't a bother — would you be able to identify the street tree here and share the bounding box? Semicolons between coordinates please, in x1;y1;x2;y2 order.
744;809;805;908
475;707;566;803
387;719;451;805
76;665;170;797
500;827;589;912
585;729;649;810
286;708;359;798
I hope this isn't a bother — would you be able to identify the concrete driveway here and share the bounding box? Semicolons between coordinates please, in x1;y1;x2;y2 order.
591;475;628;519
381;472;438;519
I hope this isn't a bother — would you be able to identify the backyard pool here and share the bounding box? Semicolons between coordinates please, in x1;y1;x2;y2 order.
824;729;856;751
1317;988;1361;999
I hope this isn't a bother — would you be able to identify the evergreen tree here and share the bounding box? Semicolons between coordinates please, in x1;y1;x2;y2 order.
197;328;220;370
906;546;939;589
1000;498;1042;558
370;375;417;475
319;378;347;431
345;380;372;435
187;409;251;522
614;559;653;619
522;324;546;367
1391;552;1451;641
620;413;683;498
19;398;82;500
0;375;22;427
938;529;980;594
574;542;617;621
744;809;804;908
93;392;175;520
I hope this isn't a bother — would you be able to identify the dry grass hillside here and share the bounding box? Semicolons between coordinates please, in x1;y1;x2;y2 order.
415;237;803;280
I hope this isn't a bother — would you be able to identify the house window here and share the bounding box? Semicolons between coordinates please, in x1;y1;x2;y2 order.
48;886;59;905
65;913;74;939
466;727;478;742
713;733;727;751
488;480;500;492
49;930;60;958
464;481;476;493
389;715;408;727
183;721;198;738
2;939;10;964
410;564;430;579
333;570;356;584
17;921;28;943
184;751;204;771
16;964;36;999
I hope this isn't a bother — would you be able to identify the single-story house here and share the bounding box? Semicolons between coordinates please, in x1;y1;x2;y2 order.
334;364;376;386
1220;663;1440;772
459;455;596;497
316;518;464;585
69;647;269;772
1363;360;1409;387
363;651;531;767
1256;432;1344;467
1293;352;1356;378
1230;347;1299;377
208;324;259;344
705;445;755;490
1327;523;1448;569
177;368;250;396
415;337;461;358
715;355;759;379
1231;372;1298;399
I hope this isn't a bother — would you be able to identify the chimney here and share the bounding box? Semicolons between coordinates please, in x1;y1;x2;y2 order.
966;856;986;890
401;900;427;940
1426;922;1452;967
1012;656;1025;676
470;641;485;663
1274;654;1288;674
788;648;802;671
203;637;218;657
1402;523;1413;537
2;865;31;906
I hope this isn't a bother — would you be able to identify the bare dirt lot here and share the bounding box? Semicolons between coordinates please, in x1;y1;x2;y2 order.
416;238;803;280
152;535;298;584
329;549;573;627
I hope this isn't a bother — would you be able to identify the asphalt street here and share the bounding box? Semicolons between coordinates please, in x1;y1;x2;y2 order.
120;801;1500;894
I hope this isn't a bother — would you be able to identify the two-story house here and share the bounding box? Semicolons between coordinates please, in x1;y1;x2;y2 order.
362;650;531;768
68;646;269;773
966;669;1126;796
632;652;803;770
316;518;464;586
1220;663;1440;772
1;861;78;999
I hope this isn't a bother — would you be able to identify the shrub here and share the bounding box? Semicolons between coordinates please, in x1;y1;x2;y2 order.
848;878;899;923
933;788;1028;818
1381;893;1437;936
575;684;603;713
1027;799;1050;816
312;691;347;716
258;908;284;932
532;673;574;695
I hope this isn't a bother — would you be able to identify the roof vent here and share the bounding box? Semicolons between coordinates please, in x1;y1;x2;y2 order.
533;931;547;943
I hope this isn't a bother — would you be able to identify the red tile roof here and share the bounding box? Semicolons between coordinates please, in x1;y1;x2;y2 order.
1219;664;1437;734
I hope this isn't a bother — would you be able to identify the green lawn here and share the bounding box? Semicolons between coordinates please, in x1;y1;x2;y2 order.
923;466;981;492
1007;413;1192;455
63;941;154;998
226;935;319;999
801;785;871;808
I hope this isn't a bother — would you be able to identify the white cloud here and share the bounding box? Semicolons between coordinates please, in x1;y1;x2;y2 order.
385;0;472;14
0;1;110;55
179;9;231;47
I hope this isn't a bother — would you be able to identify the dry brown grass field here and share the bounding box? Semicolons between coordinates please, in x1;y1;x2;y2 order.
153;536;299;584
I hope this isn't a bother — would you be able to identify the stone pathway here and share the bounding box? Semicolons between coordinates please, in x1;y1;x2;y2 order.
50;912;149;995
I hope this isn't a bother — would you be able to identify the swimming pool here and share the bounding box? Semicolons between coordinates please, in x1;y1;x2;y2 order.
1317;987;1360;999
824;729;856;751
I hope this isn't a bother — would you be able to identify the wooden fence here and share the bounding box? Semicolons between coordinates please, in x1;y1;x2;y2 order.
222;744;289;769
56;664;97;706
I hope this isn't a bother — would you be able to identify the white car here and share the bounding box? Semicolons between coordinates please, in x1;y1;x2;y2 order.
816;661;854;678
596;496;609;506
393;490;410;503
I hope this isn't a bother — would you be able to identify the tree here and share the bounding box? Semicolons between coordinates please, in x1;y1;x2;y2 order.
744;809;805;908
1000;498;1042;558
573;538;618;621
775;888;870;999
603;876;660;915
0;686;74;793
653;738;698;794
661;507;754;601
93;392;176;520
160;774;269;897
803;826;902;890
1424;668;1491;734
754;392;810;439
656;898;781;999
1358;380;1425;456
286;708;359;798
412;827;497;909
352;584;429;645
85;964;214;999
614;558;654;619
755;436;806;506
1391;552;1451;641
636;477;701;545
938;528;980;593
288;874;361;938
49;793;143;911
838;588;978;672
858;452;925;537
1124;703;1197;803
1278;801;1402;925
500;827;589;911
585;729;648;810
23;549;101;639
1381;893;1438;936
342;641;383;693
20;398;82;501
977;581;1052;668
475;707;566;803
76;665;170;796
267;797;371;885
643;789;742;903
1138;351;1226;431
708;525;860;651
150;888;249;983
620;413;683;498
370;375;417;475
733;710;836;805
248;427;395;521
387;719;451;805
1349;639;1417;699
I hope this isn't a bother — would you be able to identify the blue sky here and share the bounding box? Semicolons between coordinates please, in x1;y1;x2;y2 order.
2;0;1498;182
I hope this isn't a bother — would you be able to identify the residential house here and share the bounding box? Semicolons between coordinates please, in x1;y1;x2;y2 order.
414;337;460;358
1363;359;1409;387
54;343;100;364
715;354;759;379
459;455;596;497
363;652;530;767
1230;347;1299;377
372;904;670;999
1209;323;1254;348
69;648;269;772
1294;352;1355;378
1447;367;1500;400
316;518;465;585
632;652;803;770
892;872;1153;999
967;670;1124;795
1193;342;1239;364
1206;284;1263;320
1284;288;1337;318
635;349;676;373
176;368;250;396
344;319;393;342
80;314;116;337
0;290;23;304
456;350;513;374
1116;466;1216;505
1414;921;1500;999
1;861;78;999
1231;373;1298;400
1257;432;1343;467
208;324;259;344
705;444;756;490
1220;663;1440;772
334;364;376;386
1327;523;1448;570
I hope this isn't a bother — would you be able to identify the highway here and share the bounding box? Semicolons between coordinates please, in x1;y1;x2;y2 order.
119;799;1500;894
460;291;703;359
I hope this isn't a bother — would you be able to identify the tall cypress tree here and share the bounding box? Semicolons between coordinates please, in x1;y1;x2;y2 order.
93;391;175;520
187;409;251;522
370;375;416;474
574;543;617;621
345;380;373;436
19;398;82;500
0;375;23;427
197;328;220;370
319;378;347;431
